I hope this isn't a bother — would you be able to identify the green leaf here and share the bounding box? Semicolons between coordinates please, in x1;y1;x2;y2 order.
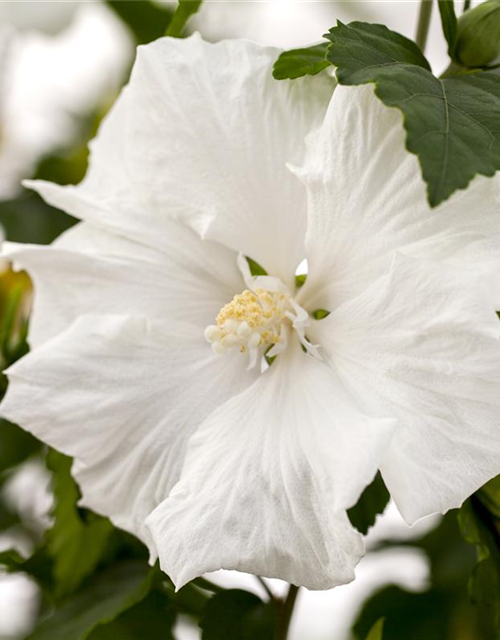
438;1;458;58
348;472;390;535
27;562;153;640
273;43;331;80
0;419;40;476
200;589;277;640
326;20;500;207
165;0;203;38
0;547;54;591
295;273;307;288
478;474;500;519
105;1;173;45
352;585;450;640
366;617;385;640
458;498;500;632
246;256;268;277
87;591;176;640
45;450;113;598
312;308;330;320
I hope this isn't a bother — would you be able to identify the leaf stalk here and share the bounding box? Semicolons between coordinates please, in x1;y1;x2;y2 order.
415;0;434;52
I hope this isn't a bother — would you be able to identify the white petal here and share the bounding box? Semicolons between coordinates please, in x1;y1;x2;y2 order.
24;35;334;286
0;315;258;552
2;221;243;348
311;252;500;524
295;84;500;312
146;342;396;590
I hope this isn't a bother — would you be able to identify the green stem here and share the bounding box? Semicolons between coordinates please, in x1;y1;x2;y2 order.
276;585;300;640
415;0;434;53
463;0;471;11
256;576;277;602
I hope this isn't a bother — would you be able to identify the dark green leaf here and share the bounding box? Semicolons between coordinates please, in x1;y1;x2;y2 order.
458;498;500;633
88;591;176;640
326;21;500;207
348;471;390;535
353;585;450;640
273;43;331;80
106;1;173;44
0;419;40;476
438;1;458;58
200;589;277;640
165;0;203;38
478;474;500;519
0;546;54;590
366;617;385;640
45;450;113;598
26;562;153;640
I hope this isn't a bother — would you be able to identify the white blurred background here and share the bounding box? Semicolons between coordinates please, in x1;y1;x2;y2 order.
0;2;474;639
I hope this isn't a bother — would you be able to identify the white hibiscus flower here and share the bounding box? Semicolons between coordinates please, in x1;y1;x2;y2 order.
1;34;500;591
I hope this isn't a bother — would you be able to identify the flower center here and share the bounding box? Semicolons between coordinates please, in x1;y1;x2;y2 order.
204;255;321;369
205;288;290;355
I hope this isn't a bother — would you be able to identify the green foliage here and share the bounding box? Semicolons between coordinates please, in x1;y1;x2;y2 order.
311;308;330;320
106;1;174;44
353;512;486;639
438;1;458;58
478;474;500;518
365;617;385;640
273;43;331;80
200;589;277;640
458;498;500;634
0;419;40;478
87;591;176;640
45;450;114;598
246;256;268;276
326;20;500;207
348;472;390;535
26;561;154;640
456;0;500;67
295;273;307;288
165;0;203;38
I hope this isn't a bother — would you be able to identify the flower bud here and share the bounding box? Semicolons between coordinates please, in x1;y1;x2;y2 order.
456;0;500;67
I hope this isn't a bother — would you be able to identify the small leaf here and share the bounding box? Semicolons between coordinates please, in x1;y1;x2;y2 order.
366;617;385;640
200;589;277;640
458;498;500;633
295;273;307;288
246;257;268;277
478;474;500;519
88;591;176;640
273;43;331;80
326;20;500;207
26;562;153;640
45;450;113;598
105;1;173;44
312;308;330;320
438;1;458;58
348;471;390;535
165;0;203;38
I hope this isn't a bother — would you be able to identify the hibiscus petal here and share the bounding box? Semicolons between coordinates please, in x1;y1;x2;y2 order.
146;342;395;590
0;315;258;552
294;84;500;312
2;221;243;348
311;252;500;524
24;35;333;286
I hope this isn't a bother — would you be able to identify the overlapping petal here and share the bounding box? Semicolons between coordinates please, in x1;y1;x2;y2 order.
0;315;259;551
3;221;243;348
24;35;334;286
294;84;500;312
146;341;395;590
310;252;500;524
